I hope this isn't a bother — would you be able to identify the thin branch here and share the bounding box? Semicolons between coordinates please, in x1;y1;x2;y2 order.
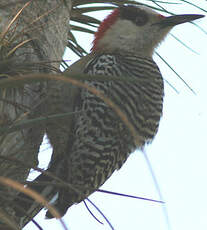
155;52;196;94
86;199;114;230
83;200;104;225
142;150;172;230
97;189;164;203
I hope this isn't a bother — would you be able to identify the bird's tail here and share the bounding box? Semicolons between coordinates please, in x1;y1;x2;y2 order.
14;171;58;218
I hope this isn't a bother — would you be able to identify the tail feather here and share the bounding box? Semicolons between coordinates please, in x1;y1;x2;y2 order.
45;189;74;218
14;172;57;217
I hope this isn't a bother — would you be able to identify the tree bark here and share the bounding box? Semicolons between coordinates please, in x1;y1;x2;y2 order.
0;0;71;229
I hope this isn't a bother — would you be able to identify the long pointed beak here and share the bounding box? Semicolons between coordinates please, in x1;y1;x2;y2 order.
158;14;204;28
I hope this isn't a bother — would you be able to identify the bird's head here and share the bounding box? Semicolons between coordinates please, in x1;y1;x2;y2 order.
92;5;204;57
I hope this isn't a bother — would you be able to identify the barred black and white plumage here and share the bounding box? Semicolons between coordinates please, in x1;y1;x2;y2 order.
51;54;164;216
14;4;203;219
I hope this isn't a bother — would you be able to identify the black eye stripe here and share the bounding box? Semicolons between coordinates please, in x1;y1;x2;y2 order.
119;5;149;26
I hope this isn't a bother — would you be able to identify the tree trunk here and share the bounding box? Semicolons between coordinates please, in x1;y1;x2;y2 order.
0;0;71;229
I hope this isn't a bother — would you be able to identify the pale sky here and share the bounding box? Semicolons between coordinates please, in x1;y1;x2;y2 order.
24;1;207;230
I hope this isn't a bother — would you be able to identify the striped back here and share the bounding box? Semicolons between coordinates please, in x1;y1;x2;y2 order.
66;54;164;205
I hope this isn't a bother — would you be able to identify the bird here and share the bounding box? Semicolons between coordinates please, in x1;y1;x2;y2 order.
14;4;204;219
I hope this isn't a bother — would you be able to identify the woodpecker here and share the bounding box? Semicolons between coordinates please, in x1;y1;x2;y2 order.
15;4;204;219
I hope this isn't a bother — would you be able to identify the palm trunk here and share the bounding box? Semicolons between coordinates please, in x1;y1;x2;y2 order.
0;0;71;229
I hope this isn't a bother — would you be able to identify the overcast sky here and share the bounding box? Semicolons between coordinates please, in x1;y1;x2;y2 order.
24;1;207;230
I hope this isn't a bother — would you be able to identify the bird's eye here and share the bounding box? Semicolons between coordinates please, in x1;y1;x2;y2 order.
135;14;148;26
120;6;149;27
